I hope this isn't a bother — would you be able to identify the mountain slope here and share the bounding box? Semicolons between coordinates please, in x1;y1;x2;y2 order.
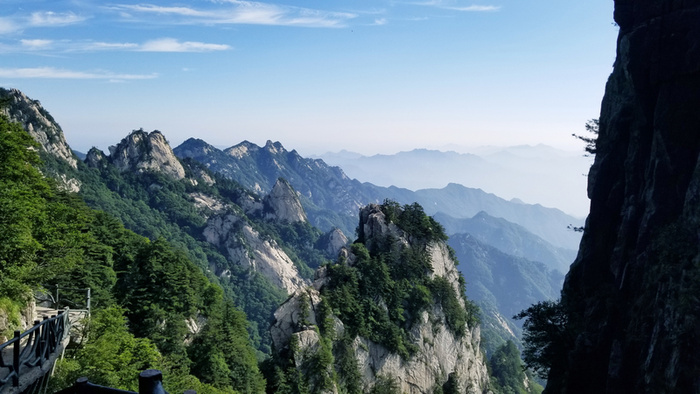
448;233;564;354
435;211;576;274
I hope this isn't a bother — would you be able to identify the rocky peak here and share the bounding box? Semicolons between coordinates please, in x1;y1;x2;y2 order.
109;129;186;180
263;140;286;155
263;178;307;223
224;140;259;159
1;88;77;169
270;202;490;393
85;147;108;169
173;138;217;158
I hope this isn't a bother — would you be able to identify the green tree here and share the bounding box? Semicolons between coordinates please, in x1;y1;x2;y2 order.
514;300;570;379
51;307;162;392
489;341;527;394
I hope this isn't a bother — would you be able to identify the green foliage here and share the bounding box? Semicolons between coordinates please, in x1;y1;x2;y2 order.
0;297;23;339
514;300;570;379
572;118;598;156
188;301;266;393
51;307;162;392
489;341;528;394
428;276;468;336
322;202;479;363
0;114;57;300
382;200;448;244
369;375;399;394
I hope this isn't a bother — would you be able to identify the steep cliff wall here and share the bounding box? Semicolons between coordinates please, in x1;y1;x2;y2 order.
549;2;700;393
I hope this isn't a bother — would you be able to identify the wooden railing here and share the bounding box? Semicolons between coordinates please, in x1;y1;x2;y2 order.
0;309;71;393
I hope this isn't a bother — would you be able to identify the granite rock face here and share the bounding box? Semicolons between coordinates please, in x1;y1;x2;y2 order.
263;178;308;223
548;2;700;393
2;88;78;169
109;129;186;180
203;213;307;294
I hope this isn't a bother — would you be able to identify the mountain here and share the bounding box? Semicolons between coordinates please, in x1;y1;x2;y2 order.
269;203;491;393
175;139;584;252
435;211;576;274
448;233;564;354
317;145;592;218
541;1;700;392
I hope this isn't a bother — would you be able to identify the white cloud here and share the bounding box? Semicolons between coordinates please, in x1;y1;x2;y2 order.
139;38;231;52
373;18;388;25
409;1;500;12
86;42;139;50
0;67;157;80
0;17;19;34
28;11;87;27
445;5;500;11
111;5;211;18
20;39;53;49
111;2;357;28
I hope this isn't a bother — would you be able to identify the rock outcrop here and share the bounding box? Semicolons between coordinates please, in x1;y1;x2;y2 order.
548;2;700;393
270;204;490;393
263;178;308;223
108;129;186;180
317;228;348;259
203;213;307;294
1;88;77;169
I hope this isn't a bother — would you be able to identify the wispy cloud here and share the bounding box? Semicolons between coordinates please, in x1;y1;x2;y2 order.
444;5;500;11
0;67;157;80
0;17;19;34
20;39;53;49
1;38;230;53
110;2;357;28
373;18;388;26
28;11;88;27
139;38;231;52
409;1;500;12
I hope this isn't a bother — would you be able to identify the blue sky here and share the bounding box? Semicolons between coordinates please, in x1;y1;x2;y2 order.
0;0;617;156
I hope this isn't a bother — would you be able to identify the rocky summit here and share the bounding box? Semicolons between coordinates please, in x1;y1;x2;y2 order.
270;203;490;394
547;1;700;393
107;129;186;180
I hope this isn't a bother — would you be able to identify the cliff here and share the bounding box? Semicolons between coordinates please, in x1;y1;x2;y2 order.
1;88;78;170
548;2;700;393
269;203;490;393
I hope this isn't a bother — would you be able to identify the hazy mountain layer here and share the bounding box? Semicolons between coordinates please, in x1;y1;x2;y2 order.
435;211;576;274
318;145;592;218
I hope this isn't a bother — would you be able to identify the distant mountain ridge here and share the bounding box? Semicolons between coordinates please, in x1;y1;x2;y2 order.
174;138;584;252
317;145;592;218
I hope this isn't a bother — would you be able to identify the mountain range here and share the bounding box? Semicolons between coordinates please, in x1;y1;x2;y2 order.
2;86;574;391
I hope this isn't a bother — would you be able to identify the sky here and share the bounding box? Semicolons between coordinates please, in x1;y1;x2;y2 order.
0;0;618;157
